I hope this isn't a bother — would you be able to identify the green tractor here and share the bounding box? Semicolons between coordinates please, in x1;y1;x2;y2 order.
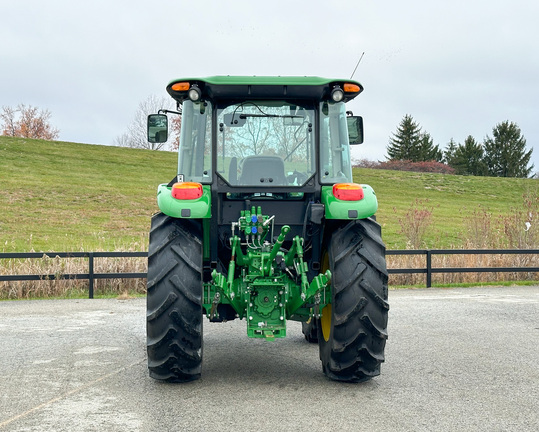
146;76;388;383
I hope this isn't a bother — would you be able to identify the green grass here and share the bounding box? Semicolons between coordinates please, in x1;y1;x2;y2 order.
0;136;176;251
354;168;538;249
1;136;537;252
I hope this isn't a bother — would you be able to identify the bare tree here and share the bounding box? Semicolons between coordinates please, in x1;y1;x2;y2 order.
115;95;177;150
1;104;60;140
0;106;17;136
170;115;182;151
113;132;131;148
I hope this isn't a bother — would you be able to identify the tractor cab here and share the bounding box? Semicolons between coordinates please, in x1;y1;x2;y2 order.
148;76;363;190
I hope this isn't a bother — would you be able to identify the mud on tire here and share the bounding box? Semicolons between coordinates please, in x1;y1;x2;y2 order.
146;213;203;382
318;218;389;382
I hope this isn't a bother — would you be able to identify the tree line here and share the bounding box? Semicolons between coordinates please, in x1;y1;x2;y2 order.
1;98;181;151
2;102;535;179
1;104;59;140
387;114;534;178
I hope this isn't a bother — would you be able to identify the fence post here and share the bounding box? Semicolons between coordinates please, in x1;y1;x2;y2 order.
426;250;432;288
88;252;94;299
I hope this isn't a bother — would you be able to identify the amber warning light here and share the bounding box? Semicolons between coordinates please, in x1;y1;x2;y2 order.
343;83;361;93
171;82;190;91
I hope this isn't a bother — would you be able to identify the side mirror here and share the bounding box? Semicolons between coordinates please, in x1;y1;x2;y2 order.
346;116;364;145
148;114;168;143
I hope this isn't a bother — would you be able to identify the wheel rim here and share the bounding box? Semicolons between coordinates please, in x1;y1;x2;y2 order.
320;251;332;342
321;304;332;342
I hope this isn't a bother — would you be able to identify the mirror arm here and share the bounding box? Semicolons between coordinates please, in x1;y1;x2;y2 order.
158;109;182;116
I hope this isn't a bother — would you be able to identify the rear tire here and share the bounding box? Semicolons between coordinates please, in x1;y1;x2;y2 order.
318;219;389;382
146;213;203;382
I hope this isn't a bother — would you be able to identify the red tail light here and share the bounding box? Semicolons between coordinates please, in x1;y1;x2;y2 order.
171;182;203;200
332;183;364;201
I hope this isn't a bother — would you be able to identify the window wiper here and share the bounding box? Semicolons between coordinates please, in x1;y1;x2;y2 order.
238;114;303;119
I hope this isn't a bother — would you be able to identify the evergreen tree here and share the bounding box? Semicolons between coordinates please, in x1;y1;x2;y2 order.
386;114;422;161
387;115;441;162
418;132;443;162
483;121;534;178
444;138;458;165
451;136;488;176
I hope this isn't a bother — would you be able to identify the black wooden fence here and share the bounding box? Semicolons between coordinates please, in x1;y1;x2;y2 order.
386;249;539;288
1;249;538;298
0;252;147;299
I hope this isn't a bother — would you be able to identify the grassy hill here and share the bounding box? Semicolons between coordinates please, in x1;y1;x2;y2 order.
1;136;537;252
0;136;176;251
359;167;538;249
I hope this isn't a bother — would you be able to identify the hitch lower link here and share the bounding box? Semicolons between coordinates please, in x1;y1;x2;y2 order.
210;207;331;340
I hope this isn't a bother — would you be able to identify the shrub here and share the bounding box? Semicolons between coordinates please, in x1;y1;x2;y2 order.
394;199;435;249
353;159;455;174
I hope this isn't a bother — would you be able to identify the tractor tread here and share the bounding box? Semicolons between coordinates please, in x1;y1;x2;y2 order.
318;219;389;382
146;213;203;383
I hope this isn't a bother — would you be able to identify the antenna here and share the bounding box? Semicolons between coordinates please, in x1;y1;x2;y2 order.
350;52;365;80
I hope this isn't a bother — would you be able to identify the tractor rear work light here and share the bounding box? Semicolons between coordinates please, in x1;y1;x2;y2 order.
330;86;344;102
188;85;202;101
332;183;364;201
171;182;203;200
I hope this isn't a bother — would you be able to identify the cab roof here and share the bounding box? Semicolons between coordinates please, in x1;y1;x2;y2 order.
166;76;363;104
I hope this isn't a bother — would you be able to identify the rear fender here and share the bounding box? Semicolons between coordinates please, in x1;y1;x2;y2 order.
157;184;211;219
321;184;378;220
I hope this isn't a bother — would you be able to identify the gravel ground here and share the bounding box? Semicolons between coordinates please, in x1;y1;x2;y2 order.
0;285;538;431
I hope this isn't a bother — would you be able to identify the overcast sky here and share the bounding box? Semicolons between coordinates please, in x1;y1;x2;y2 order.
2;0;538;172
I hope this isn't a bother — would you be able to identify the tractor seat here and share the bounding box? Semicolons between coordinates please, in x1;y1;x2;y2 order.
239;156;287;186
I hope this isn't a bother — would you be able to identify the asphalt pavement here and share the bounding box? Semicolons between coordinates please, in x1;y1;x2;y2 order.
0;286;538;431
